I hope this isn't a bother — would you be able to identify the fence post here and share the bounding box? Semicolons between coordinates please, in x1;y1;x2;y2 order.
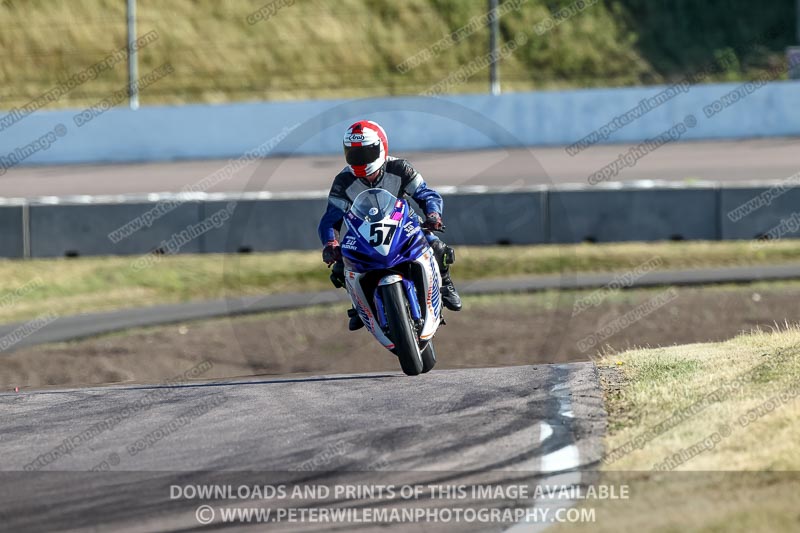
489;0;500;95
127;0;139;109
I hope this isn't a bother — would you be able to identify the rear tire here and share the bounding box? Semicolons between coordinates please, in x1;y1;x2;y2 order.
421;341;436;373
381;283;423;376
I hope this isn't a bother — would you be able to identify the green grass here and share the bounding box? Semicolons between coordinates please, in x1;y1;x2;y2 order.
2;240;800;323
0;0;793;107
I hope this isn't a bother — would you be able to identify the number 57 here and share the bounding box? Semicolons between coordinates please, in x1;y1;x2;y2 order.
369;223;397;246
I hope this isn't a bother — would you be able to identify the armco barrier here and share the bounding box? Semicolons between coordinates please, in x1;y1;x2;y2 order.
442;190;546;245
29;200;201;257
0;204;24;258
200;197;327;253
548;186;719;243
720;187;800;240
198;191;546;252
8;182;800;259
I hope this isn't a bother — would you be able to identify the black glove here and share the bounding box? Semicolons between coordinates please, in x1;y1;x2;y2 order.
330;261;346;288
422;212;444;232
322;240;342;266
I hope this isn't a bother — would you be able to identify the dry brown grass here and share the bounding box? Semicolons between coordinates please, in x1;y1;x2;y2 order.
0;0;786;107
557;327;800;532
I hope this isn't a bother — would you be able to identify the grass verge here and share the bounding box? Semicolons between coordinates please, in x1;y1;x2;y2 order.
2;240;800;323
553;327;800;532
600;327;800;471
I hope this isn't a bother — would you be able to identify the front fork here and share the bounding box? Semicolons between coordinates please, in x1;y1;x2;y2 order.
345;252;439;350
373;276;423;333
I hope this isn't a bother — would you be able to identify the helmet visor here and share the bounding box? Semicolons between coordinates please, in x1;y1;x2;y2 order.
344;143;381;166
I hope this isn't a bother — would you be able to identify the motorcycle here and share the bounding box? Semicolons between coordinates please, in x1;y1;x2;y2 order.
340;188;443;376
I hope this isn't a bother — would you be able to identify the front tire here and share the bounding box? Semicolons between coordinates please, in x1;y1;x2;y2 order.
381;283;423;376
421;341;436;373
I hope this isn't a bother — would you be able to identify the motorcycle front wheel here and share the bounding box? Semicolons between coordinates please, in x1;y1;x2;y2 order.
421;341;436;373
380;282;424;376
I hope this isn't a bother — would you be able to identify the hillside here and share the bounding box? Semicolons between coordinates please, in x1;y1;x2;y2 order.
0;0;794;108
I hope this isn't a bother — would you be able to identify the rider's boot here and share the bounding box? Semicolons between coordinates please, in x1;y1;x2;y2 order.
440;269;462;311
430;239;462;311
348;307;365;331
331;261;364;331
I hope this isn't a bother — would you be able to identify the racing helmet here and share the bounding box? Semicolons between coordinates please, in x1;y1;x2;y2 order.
343;120;388;178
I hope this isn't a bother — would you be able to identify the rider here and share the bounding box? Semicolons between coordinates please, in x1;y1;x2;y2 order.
318;119;462;331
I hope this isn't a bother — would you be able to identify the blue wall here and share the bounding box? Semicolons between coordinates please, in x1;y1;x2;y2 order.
1;81;799;166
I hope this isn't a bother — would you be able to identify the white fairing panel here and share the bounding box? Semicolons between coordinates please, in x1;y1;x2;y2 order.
343;246;442;351
416;248;443;341
344;269;395;350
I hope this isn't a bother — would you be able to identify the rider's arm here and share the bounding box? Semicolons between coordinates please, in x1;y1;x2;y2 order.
318;176;351;245
318;203;345;245
398;160;444;216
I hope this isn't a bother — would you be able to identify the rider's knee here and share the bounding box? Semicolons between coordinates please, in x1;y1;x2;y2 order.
430;239;455;267
425;232;440;244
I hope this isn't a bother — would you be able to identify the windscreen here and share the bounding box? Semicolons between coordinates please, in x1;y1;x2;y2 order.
350;188;397;223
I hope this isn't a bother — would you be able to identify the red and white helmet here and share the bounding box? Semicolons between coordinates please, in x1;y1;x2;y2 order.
342;120;388;178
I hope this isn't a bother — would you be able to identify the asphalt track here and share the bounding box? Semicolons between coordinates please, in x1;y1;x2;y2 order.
2;138;799;198
3;261;798;531
2;263;800;352
0;363;604;532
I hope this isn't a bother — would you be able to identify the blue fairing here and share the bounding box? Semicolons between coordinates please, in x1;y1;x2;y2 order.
340;192;429;273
